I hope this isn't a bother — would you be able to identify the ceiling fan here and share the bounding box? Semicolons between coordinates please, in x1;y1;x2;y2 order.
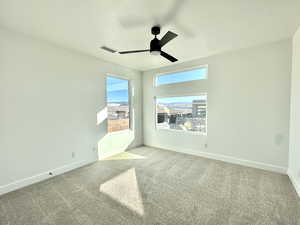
101;26;178;62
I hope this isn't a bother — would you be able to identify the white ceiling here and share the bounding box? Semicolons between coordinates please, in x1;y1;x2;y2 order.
1;0;300;71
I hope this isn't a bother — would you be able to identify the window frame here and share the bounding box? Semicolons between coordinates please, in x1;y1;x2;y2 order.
105;74;132;134
154;93;208;136
154;65;208;87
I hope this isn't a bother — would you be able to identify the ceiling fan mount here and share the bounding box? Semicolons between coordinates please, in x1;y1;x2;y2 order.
151;26;161;35
101;26;178;62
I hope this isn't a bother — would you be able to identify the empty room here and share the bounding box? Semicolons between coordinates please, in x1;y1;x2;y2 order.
1;0;300;224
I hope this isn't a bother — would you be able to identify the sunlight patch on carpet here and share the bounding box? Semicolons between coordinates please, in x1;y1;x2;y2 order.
99;168;144;216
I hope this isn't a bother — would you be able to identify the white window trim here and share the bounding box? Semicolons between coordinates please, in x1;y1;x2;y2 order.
105;74;133;133
154;64;208;87
154;93;208;136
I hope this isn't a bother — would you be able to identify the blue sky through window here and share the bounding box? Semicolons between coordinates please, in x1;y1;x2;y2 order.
156;67;207;86
157;95;207;104
107;76;129;103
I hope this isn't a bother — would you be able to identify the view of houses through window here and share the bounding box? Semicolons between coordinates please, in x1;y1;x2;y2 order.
156;95;207;134
106;76;130;133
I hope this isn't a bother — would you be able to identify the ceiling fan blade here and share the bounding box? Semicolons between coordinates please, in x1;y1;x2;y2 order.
160;51;178;62
160;31;178;47
119;49;150;54
100;46;117;53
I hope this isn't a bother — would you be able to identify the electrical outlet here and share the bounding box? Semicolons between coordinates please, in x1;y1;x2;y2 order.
72;152;76;158
204;143;208;148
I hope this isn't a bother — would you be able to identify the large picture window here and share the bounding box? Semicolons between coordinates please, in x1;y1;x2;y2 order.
106;76;130;133
156;94;207;134
156;66;207;86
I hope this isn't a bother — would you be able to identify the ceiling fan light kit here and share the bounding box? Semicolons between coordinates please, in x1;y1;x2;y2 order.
150;51;160;56
101;26;178;62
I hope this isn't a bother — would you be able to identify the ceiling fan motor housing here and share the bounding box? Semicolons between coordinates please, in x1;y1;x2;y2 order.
150;26;161;54
150;37;161;53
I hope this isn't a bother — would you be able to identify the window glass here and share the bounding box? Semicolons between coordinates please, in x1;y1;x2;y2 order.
107;76;130;132
156;95;207;134
156;67;207;86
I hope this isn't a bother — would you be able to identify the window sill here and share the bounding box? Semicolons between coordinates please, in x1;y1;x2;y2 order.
156;127;207;136
107;129;133;136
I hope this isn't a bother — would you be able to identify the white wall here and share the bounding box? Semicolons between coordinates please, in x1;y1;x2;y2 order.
0;27;143;194
143;40;291;173
288;27;300;196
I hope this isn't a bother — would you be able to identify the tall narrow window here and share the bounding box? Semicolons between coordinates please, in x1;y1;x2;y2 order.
106;76;130;133
156;94;207;134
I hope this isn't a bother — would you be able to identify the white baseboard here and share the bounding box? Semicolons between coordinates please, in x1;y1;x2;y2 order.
287;170;300;198
0;145;290;196
144;144;287;174
0;159;95;196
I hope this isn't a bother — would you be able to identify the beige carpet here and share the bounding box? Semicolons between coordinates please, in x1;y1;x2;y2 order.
0;146;299;225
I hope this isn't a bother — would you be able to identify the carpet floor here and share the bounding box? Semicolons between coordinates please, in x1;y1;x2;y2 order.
0;146;299;225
